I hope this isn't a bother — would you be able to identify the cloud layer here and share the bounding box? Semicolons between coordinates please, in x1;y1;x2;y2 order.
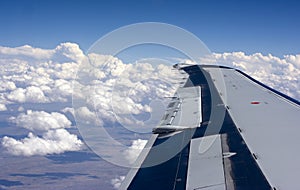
0;43;298;110
0;43;299;159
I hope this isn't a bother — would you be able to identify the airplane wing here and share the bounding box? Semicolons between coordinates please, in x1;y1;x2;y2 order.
120;64;300;190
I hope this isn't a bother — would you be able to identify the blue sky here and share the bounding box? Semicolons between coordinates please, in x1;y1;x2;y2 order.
0;0;299;56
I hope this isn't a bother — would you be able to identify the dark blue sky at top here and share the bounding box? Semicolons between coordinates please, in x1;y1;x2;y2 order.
0;0;299;56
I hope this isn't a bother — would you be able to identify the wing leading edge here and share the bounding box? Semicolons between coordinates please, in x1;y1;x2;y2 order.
120;65;300;190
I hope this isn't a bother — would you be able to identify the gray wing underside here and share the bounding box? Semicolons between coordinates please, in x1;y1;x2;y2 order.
120;65;300;190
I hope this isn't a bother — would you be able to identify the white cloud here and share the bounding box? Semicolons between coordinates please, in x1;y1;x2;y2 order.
0;103;7;111
6;88;26;103
53;42;85;61
0;44;298;121
54;79;73;95
0;81;16;92
61;107;75;115
25;86;48;102
0;42;84;61
10;110;72;131
6;86;48;103
284;54;300;69
74;106;103;126
17;106;24;112
87;54;126;78
2;110;83;156
0;44;54;60
73;51;299;134
123;139;147;164
73;55;180;131
54;62;79;80
0;43;84;106
111;176;125;189
46;79;73;102
1;129;83;156
200;52;300;100
0;43;299;158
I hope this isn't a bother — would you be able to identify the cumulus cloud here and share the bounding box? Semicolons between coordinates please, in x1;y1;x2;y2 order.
6;86;48;103
110;139;147;189
0;103;7;111
53;42;85;61
0;42;84;61
2;43;297;119
0;43;83;106
0;81;16;92
0;43;299;157
2;110;82;156
10;110;72;131
111;176;125;189
73;55;181;132
61;107;75;115
17;106;24;112
74;106;103;126
2;129;83;156
86;52;300;135
0;44;54;60
199;52;300;100
6;88;26;103
123;139;148;164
